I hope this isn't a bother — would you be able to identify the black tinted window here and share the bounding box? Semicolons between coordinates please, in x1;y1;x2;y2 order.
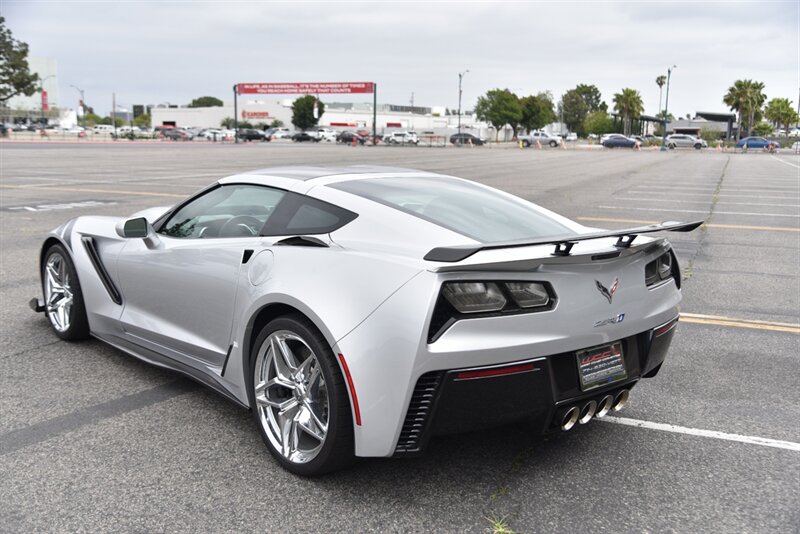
262;193;357;236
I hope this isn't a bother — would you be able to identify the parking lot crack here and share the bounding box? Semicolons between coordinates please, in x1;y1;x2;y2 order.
682;156;729;281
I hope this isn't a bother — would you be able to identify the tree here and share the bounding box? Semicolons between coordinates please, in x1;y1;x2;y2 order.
613;88;644;136
221;117;235;128
519;92;556;134
0;16;40;104
584;111;614;136
764;97;799;133
133;113;150;128
188;96;223;108
751;122;774;136
474;88;522;141
558;84;607;137
655;75;667;114
723;79;767;139
269;118;284;128
292;95;324;130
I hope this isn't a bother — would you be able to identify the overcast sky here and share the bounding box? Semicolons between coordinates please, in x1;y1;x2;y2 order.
4;1;798;117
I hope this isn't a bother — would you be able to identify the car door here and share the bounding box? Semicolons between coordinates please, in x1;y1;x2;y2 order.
115;184;286;369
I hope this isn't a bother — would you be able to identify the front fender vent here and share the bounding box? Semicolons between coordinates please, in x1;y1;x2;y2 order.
394;371;443;454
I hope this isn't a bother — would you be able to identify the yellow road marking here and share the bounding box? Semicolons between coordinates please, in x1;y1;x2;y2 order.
0;184;187;198
577;216;799;233
680;313;800;334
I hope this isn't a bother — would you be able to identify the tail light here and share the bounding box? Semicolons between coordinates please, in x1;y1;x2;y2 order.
645;249;680;288
429;281;556;342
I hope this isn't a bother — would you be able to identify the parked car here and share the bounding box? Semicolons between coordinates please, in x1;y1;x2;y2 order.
520;131;561;148
292;131;319;142
601;134;637;148
385;131;419;145
202;129;226;141
665;134;707;149
735;137;779;151
92;125;115;134
162;128;192;141
272;128;293;139
30;165;701;475
449;132;485;146
237;129;268;142
566;132;578;142
337;131;367;145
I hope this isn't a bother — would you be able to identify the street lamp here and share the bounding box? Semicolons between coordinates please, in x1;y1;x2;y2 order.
660;65;677;152
70;84;85;128
458;69;469;140
39;75;55;122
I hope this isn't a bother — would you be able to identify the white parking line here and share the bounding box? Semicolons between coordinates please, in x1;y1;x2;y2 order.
612;197;799;208
623;191;796;200
601;416;800;452
770;155;800;169
596;205;800;217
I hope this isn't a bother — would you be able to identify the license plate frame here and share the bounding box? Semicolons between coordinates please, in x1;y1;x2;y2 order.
576;341;627;392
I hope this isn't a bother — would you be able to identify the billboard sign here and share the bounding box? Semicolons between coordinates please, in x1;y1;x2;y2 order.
41;90;49;112
238;82;374;95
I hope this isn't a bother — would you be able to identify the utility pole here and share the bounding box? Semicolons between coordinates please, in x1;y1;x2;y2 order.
112;92;117;137
458;69;469;142
233;84;239;144
660;65;676;152
409;92;414;130
70;85;85;128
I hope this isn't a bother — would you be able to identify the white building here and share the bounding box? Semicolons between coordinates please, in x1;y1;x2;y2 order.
151;98;485;136
6;56;59;112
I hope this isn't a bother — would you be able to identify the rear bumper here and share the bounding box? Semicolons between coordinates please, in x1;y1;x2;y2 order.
393;317;678;455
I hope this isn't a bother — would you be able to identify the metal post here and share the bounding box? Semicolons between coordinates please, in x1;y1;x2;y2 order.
71;85;85;129
112;92;117;137
372;83;377;146
458;70;469;144
660;65;676;152
233;84;239;144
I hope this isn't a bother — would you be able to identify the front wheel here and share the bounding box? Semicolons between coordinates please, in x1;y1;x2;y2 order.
549;140;559;147
41;244;90;341
668;143;676;149
694;144;702;150
250;315;354;476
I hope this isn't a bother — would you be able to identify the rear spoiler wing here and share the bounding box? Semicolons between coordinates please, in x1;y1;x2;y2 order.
424;220;703;262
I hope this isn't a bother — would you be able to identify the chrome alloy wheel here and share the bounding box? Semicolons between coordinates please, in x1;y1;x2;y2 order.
44;253;73;333
253;330;330;464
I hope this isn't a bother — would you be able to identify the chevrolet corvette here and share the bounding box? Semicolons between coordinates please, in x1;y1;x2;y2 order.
31;166;701;475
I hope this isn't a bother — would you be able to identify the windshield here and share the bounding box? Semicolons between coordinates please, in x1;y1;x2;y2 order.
331;176;571;243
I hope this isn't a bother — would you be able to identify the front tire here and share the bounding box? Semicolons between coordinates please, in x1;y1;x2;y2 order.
249;315;354;476
41;244;90;341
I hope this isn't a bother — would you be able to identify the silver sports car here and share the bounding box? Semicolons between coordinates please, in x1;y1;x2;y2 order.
31;166;701;475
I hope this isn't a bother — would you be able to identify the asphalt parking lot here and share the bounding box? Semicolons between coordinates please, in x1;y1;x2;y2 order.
1;142;798;533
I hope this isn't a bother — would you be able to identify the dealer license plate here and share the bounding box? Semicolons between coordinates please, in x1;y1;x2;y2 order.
576;342;627;391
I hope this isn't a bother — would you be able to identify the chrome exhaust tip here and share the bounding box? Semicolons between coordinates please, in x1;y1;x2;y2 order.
578;400;597;425
561;406;579;431
595;395;615;418
612;389;630;412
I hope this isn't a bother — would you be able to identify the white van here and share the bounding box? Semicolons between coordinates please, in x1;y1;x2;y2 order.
92;125;115;134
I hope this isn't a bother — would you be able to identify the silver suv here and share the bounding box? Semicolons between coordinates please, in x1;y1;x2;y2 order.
666;134;707;150
521;131;560;148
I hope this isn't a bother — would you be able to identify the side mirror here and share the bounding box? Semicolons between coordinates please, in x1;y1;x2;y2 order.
115;217;161;249
116;217;153;238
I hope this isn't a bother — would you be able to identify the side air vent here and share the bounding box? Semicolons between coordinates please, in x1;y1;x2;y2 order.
394;372;443;454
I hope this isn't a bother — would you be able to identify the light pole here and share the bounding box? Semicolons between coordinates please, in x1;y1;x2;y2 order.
39;75;55;122
70;84;85;128
458;69;469;141
660;65;676;152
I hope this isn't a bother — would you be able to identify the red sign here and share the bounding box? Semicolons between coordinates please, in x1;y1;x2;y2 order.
241;110;269;119
41;90;49;112
238;82;374;95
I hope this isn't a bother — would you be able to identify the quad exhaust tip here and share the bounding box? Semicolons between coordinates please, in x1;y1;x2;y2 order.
561;406;579;431
560;389;631;431
578;400;597;425
612;389;630;412
595;395;615;418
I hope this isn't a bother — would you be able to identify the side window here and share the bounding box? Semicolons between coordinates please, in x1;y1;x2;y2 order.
160;184;285;239
262;192;358;236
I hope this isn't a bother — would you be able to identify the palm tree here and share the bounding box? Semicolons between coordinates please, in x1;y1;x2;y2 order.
724;79;767;139
613;88;644;136
656;75;667;115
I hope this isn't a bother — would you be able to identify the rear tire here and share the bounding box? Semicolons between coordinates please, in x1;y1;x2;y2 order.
249;314;355;476
668;143;676;149
41;244;90;341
